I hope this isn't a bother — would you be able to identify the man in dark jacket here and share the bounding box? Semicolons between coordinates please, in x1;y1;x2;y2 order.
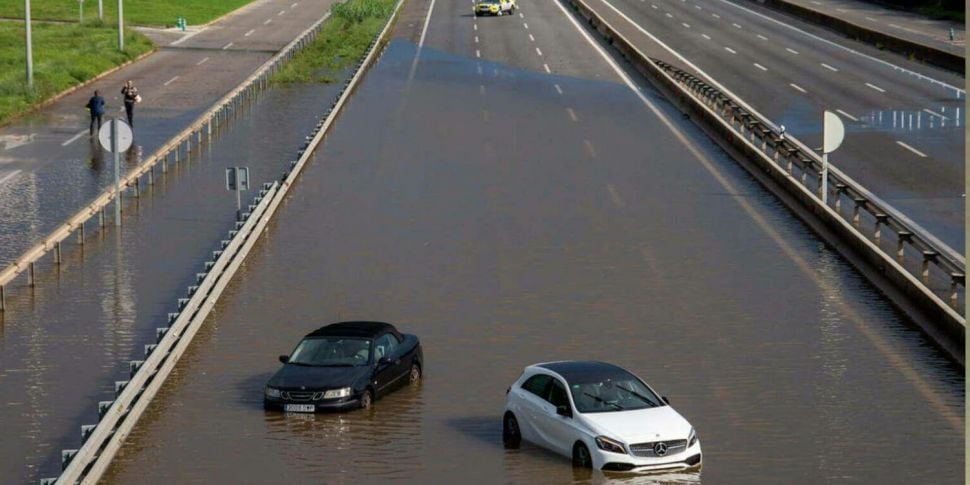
86;90;106;136
121;80;138;128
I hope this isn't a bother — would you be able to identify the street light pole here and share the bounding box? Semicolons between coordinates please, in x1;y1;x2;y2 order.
98;0;103;19
24;0;33;88
117;0;123;50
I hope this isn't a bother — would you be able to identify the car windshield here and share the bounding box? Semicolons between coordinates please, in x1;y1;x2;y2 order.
568;371;663;413
287;337;371;367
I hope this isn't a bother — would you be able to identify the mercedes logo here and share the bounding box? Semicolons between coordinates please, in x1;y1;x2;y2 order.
654;442;668;457
300;386;306;390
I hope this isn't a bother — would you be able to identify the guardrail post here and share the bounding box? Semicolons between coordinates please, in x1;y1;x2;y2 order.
950;273;964;305
27;263;35;287
1;285;5;311
851;198;866;226
833;184;847;212
896;231;913;260
133;178;140;198
921;251;938;281
873;214;888;241
148;167;154;186
99;208;105;227
54;242;61;265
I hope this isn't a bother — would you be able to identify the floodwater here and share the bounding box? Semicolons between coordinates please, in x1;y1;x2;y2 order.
0;80;344;484
103;40;964;484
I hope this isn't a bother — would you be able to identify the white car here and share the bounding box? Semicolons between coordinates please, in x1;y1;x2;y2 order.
503;361;701;473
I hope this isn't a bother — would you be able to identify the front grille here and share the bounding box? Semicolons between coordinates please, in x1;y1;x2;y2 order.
629;439;688;458
281;391;318;401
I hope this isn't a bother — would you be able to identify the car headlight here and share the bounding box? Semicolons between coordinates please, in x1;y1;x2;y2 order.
688;427;698;447
594;436;626;454
323;387;353;399
264;387;281;399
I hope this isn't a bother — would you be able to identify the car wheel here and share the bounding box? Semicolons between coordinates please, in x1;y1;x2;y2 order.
359;389;373;410
503;412;521;449
409;363;422;384
573;442;593;468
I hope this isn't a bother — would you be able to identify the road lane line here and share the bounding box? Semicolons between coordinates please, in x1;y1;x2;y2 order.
523;22;529;29
474;23;477;30
695;4;701;9
712;13;720;18
724;46;737;54
922;108;946;119
665;12;673;18
701;33;711;40
278;9;286;15
61;130;86;146
264;18;272;25
163;76;179;86
475;35;479;43
786;47;799;54
865;82;886;93
732;22;741;28
757;34;767;40
536;47;543;56
543;63;551;73
651;4;658;8
554;84;563;95
864;16;878;22
583;139;596;157
196;56;210;65
291;2;298;7
789;83;807;93
753;62;767;71
554;0;964;432
480;84;485;95
476;49;481;58
836;8;847;12
896;141;927;157
566;108;579;122
0;169;22;186
519;12;524;17
835;109;858;121
682;22;690;28
607;184;625;208
222;42;234;50
529;34;535;41
821;62;838;71
245;29;256;36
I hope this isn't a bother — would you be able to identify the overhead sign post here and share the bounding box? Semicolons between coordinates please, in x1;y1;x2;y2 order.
98;118;133;226
225;167;250;221
822;110;845;205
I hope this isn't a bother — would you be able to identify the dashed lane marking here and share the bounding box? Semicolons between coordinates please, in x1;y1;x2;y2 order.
196;56;210;65
543;63;551;73
523;22;529;29
61;130;86;146
865;16;878;22
480;84;485;95
896;140;927;157
786;47;799;54
529;34;535;41
711;13;719;18
519;12;524;17
278;9;286;15
754;62;767;71
163;76;179;86
724;46;737;54
476;49;481;58
245;29;256;36
701;33;710;40
475;35;479;43
682;22;690;28
554;84;563;95
583;139;596;157
264;18;272;25
757;34;767;40
865;82;886;93
222;42;234;50
566;107;578;122
732;22;741;28
789;83;807;93
607;184;625;208
474;23;477;30
821;62;838;71
835;109;858;121
665;12;673;18
536;47;543;56
0;169;22;186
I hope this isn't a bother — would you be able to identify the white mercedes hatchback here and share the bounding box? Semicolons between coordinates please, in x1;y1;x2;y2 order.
503;361;701;473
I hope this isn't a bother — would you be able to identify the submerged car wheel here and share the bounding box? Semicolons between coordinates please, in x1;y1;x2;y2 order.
409;363;422;384
573;442;592;468
503;412;521;449
359;389;373;410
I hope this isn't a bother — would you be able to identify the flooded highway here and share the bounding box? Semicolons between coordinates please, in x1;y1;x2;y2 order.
102;0;963;482
0;82;343;483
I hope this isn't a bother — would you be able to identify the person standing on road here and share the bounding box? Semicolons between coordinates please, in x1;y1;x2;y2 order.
86;90;105;136
121;80;140;128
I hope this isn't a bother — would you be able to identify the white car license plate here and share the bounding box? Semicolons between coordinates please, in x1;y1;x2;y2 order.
284;404;315;413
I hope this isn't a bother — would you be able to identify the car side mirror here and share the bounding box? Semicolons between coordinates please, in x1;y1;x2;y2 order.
556;405;572;418
279;355;289;364
661;396;670;405
377;356;392;366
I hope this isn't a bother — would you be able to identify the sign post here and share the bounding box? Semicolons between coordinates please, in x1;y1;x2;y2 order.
25;0;33;88
117;0;123;50
225;167;250;221
98;118;133;226
79;0;84;23
822;111;845;205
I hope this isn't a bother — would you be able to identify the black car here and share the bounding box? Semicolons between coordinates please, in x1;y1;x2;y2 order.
263;321;423;412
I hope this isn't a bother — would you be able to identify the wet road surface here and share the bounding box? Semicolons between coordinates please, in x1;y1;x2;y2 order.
102;0;963;482
0;81;343;484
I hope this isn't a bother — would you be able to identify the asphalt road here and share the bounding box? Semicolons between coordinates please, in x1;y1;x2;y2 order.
573;0;965;252
0;0;337;267
99;0;964;482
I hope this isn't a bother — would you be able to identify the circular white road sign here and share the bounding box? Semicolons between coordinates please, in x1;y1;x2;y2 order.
98;118;133;153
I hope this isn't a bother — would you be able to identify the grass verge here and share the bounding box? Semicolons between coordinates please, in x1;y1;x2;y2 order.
0;20;153;125
272;0;396;84
0;0;254;28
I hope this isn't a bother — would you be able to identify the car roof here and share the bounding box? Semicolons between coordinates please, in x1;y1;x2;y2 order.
534;361;634;383
305;321;401;340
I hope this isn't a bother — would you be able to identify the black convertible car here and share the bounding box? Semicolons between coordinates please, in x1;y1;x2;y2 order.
264;321;423;412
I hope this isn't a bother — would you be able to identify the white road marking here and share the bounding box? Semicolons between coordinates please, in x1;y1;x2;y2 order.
607;184;625;207
163;76;179;86
835;8;847;12
865;16;878;22
264;18;272;25
536;47;543;56
554;83;563;95
665;12;673;18
754;62;767;71
712;13;720;18
480;84;485;95
821;62;838;71
543;63;551;73
291;2;298;7
835;109;858;121
810;0;820;4
583;139;597;157
170;29;204;46
757;34;767;40
695;4;702;9
786;47;799;54
711;0;964;95
196;56;210;65
519;12;524;17
222;42;234;50
529;34;535;41
278;9;286;15
682;22;690;28
566;107;579;122
732;22;741;28
475;35;479;43
724;46;737;54
651;4;658;8
865;82;886;93
701;33;711;39
62;130;87;146
523;22;529;29
476;49;481;58
474;23;477;30
896;141;927;157
0;169;22;186
245;29;256;36
922;108;946;119
789;83;807;93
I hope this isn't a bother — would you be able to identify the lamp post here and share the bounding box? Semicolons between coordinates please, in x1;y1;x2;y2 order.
117;0;123;50
25;0;33;88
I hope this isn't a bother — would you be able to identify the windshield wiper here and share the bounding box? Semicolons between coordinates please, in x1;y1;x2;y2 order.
615;385;657;407
583;392;624;410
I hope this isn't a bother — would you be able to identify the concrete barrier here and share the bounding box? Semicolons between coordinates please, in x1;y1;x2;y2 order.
565;0;964;363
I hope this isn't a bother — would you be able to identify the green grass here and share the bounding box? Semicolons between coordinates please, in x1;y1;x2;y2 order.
272;0;396;84
0;21;152;124
0;0;254;27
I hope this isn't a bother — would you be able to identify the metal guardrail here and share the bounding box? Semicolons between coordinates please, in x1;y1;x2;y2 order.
0;10;333;311
43;0;406;481
653;60;965;312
